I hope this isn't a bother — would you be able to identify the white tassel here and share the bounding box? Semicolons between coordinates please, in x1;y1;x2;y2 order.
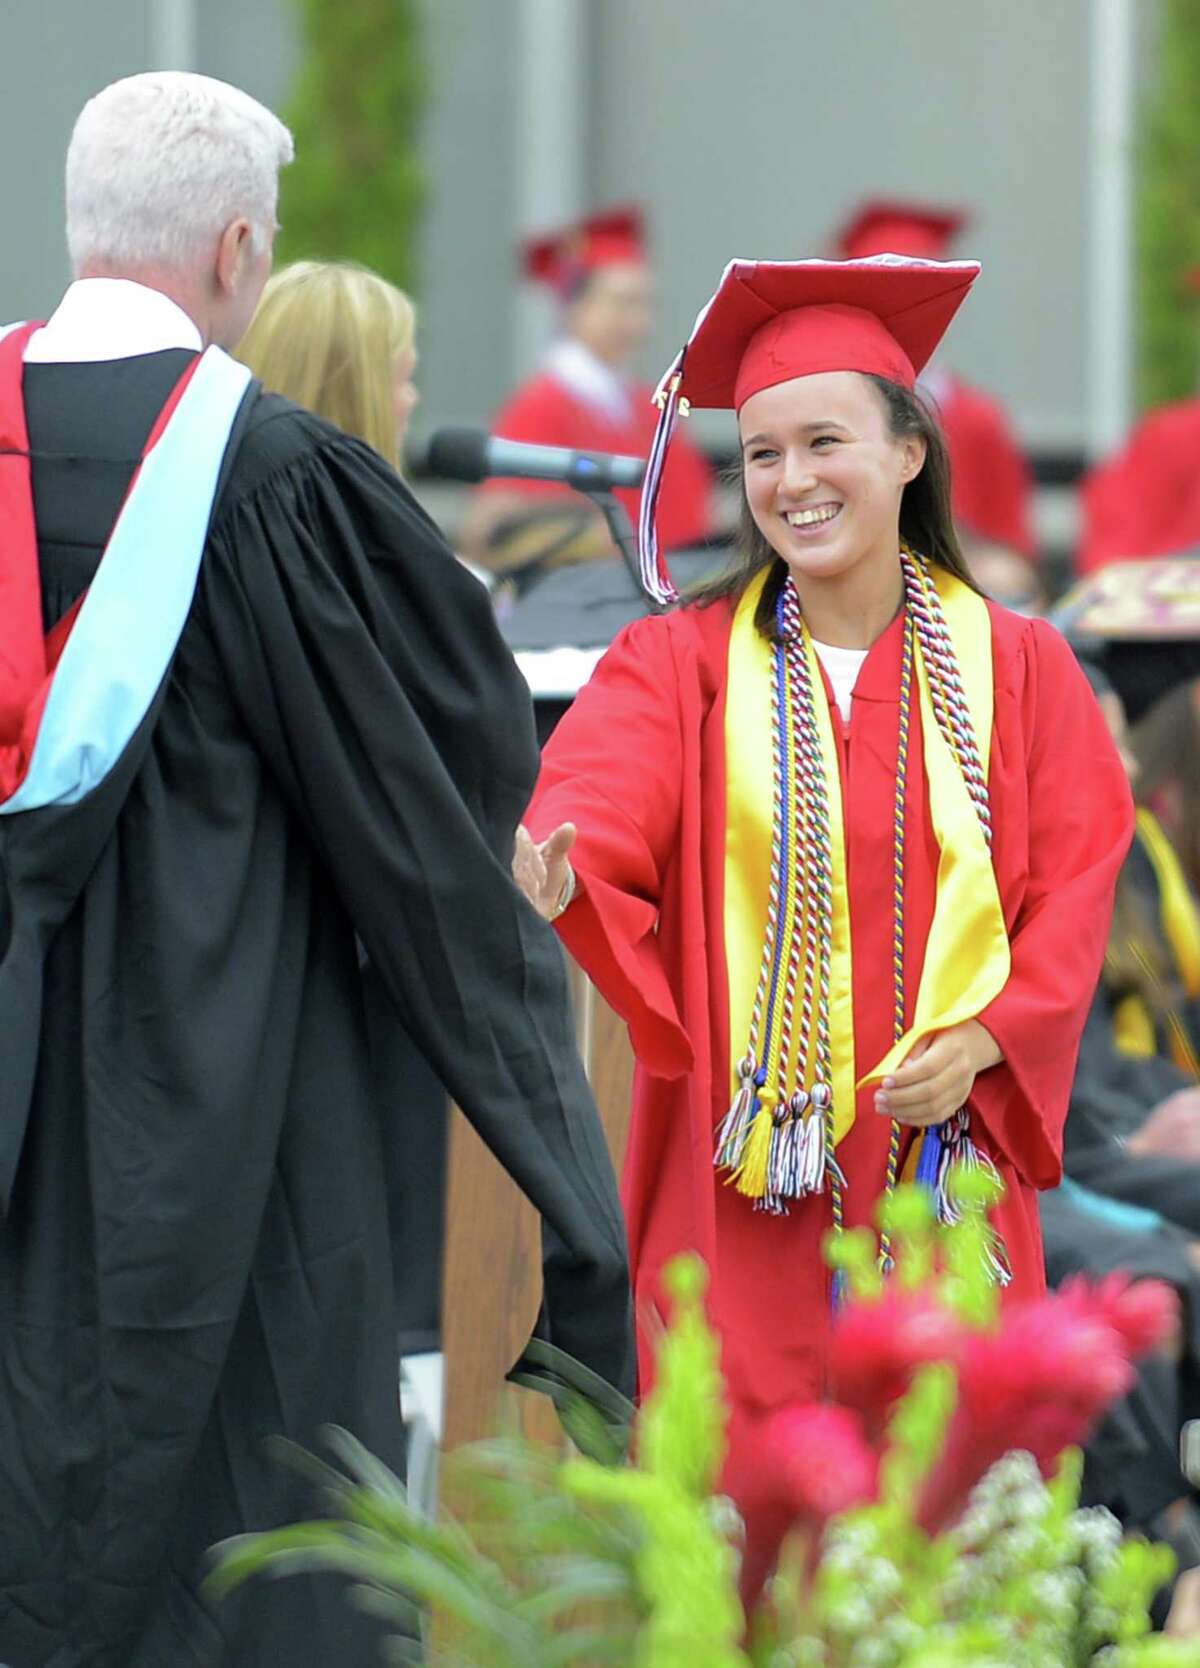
931;1111;1012;1286
714;1055;759;1172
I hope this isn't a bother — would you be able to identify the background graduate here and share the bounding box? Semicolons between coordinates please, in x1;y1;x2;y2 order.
513;253;1133;1594
0;73;633;1668
459;205;716;569
834;199;1040;606
1077;272;1200;574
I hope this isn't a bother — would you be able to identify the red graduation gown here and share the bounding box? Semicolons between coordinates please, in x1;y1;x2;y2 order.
935;374;1036;557
529;595;1133;1429
1078;400;1200;574
475;369;715;551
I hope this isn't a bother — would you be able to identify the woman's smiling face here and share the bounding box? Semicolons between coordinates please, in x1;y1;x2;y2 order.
738;370;926;586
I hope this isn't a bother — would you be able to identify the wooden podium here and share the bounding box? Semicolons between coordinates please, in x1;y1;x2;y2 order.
440;962;635;1449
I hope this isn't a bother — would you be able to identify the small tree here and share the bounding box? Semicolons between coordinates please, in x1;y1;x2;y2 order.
276;0;424;291
1137;0;1200;410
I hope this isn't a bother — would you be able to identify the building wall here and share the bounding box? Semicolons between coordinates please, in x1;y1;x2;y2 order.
587;0;1093;454
0;0;1154;454
0;0;297;322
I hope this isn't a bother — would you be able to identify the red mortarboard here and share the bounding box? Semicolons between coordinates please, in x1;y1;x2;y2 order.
637;255;980;603
835;199;968;262
522;205;646;297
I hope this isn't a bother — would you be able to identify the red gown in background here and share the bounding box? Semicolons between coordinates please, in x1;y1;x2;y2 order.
474;366;716;553
927;371;1036;556
529;591;1132;1454
1077;400;1200;574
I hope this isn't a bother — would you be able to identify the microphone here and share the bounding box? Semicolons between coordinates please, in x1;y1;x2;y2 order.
424;427;646;493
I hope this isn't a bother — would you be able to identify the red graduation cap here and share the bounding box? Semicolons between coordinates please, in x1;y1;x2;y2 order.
835;199;968;262
638;255;980;604
522;204;646;298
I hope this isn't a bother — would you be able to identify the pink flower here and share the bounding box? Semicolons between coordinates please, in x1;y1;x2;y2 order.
959;1303;1133;1429
1058;1272;1179;1361
828;1291;966;1441
917;1291;1136;1531
728;1402;879;1617
765;1403;879;1523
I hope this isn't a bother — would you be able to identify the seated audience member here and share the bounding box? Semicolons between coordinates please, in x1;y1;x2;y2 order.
1045;670;1200;1575
1063;667;1200;1228
1041;1181;1200;1543
1132;679;1200;907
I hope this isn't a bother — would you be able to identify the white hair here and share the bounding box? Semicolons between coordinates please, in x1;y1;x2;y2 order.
66;72;294;275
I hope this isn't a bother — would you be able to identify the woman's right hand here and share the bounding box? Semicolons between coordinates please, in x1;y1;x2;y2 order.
513;822;578;919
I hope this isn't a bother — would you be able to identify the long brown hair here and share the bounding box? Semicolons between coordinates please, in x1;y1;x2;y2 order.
1131;683;1200;895
692;373;978;638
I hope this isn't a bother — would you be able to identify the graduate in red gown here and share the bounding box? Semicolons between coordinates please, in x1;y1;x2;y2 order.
1078;387;1200;574
512;255;1133;1579
461;206;715;567
836;201;1038;604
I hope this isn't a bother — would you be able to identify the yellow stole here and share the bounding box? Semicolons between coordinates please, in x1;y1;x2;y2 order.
1113;806;1200;1074
723;564;1011;1150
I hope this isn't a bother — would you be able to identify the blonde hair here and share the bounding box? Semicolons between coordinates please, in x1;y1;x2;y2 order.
235;261;416;468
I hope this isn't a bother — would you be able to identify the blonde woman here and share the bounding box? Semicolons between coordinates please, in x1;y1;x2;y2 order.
236;258;419;466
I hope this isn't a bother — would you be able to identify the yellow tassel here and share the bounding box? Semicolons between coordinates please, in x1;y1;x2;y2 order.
733;1104;775;1198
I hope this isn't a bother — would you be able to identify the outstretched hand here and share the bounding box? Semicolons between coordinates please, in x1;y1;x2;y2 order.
513;822;578;920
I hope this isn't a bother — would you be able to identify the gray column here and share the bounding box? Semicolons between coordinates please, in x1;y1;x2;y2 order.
511;0;586;376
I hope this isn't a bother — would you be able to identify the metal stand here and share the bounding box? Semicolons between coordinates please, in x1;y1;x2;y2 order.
580;488;663;615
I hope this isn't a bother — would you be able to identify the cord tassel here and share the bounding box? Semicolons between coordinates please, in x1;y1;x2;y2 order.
921;1110;1012;1286
714;1055;760;1171
637;357;685;605
733;1102;775;1199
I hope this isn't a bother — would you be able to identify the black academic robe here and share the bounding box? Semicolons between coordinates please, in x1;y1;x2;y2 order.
1041;1185;1196;1527
1063;992;1200;1238
0;353;634;1667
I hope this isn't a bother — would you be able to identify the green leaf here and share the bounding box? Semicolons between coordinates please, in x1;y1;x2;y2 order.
277;0;425;291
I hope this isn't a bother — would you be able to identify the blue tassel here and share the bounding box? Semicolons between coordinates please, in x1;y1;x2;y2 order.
915;1123;943;1189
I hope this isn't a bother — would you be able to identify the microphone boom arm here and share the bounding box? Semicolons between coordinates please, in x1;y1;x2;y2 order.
578;488;663;616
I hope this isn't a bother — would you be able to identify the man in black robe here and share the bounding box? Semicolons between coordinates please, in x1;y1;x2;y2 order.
0;71;634;1667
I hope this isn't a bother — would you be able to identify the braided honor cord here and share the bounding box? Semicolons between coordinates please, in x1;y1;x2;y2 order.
899;547;1010;1281
715;549;1009;1285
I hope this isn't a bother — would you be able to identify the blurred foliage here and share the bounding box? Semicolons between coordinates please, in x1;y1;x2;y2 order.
1137;0;1200;410
210;1189;1200;1666
275;0;424;291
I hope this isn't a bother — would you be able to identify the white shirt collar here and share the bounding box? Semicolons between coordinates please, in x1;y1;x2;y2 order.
543;336;633;426
21;278;203;364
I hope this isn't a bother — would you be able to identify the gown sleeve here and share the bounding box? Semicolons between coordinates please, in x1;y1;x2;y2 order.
529;613;695;1079
199;415;635;1397
971;618;1135;1188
